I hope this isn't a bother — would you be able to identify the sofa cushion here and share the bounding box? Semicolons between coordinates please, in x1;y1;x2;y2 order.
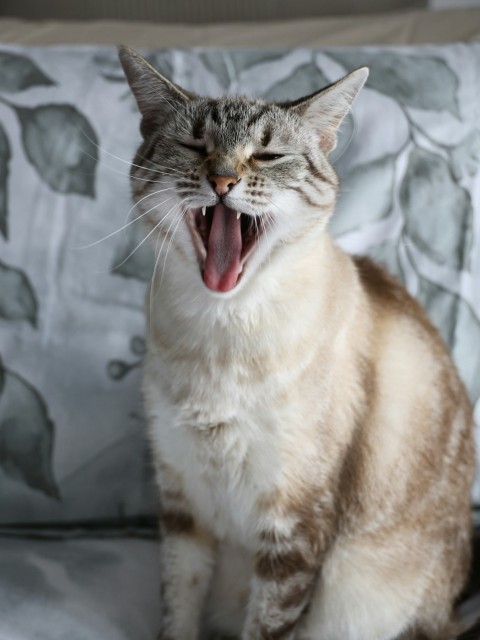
0;535;161;639
0;43;479;524
0;531;478;639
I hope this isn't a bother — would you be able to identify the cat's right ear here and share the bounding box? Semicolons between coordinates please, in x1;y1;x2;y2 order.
118;45;193;137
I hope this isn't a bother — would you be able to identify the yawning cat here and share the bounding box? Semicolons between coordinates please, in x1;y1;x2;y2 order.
119;45;475;640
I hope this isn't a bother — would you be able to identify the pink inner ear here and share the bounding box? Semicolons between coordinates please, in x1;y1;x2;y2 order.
320;130;337;155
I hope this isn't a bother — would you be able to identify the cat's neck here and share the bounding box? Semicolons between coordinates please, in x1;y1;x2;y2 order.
148;230;359;358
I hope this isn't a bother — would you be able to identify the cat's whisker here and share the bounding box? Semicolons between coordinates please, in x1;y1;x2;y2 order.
160;208;187;284
157;199;190;281
333;117;356;163
122;187;176;229
76;192;175;249
130;159;187;179
149;233;166;325
79;146;175;185
80;127;188;179
111;201;181;272
256;214;273;270
265;214;287;250
149;215;175;333
154;93;191;130
260;197;288;248
149;200;186;285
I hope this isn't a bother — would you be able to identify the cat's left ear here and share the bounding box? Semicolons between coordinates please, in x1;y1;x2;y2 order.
287;67;369;155
118;45;194;137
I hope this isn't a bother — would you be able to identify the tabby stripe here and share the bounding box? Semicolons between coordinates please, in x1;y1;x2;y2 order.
304;153;336;186
192;118;205;140
304;174;324;195
256;548;313;580
289;186;322;209
137;131;162;167
178;190;200;197
210;103;221;125
262;126;273;147
176;181;200;189
132;175;154;199
279;583;311;610
247;108;268;128
161;510;195;534
260;617;298;640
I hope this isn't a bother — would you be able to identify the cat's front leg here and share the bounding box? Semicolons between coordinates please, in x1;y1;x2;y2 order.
157;468;216;640
242;504;330;640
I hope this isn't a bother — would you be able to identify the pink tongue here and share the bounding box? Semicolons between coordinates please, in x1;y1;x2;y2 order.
204;203;242;292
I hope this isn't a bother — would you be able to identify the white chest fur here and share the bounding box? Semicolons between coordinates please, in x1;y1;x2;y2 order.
145;348;301;546
143;239;346;548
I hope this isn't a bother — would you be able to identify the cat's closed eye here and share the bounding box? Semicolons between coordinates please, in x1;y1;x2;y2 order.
180;142;207;156
252;152;284;161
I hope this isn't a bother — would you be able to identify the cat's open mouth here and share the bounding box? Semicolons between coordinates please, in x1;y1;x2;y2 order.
187;203;262;293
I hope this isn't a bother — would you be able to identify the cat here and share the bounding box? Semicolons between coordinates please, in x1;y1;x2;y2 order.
118;45;475;640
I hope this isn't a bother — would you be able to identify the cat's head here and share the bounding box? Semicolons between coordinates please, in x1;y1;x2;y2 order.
119;46;367;297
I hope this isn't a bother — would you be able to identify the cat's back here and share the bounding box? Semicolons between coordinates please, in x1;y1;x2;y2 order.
353;254;472;421
351;255;474;516
353;255;448;346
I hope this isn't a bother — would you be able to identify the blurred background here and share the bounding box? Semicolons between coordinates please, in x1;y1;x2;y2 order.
0;0;479;21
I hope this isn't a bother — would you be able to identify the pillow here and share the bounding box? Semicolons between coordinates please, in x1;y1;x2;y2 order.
0;43;478;525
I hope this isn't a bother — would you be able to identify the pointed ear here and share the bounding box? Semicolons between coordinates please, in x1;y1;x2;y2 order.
287;67;369;155
118;45;194;137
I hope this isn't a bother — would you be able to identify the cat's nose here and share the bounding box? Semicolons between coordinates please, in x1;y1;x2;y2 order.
208;175;239;196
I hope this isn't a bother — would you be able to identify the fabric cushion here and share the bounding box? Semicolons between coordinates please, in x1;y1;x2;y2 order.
0;43;479;524
0;533;478;639
0;535;161;639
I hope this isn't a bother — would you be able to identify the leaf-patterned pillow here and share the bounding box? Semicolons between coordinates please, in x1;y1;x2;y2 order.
0;43;479;526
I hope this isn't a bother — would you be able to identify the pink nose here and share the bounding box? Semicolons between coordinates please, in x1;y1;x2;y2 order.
208;175;239;196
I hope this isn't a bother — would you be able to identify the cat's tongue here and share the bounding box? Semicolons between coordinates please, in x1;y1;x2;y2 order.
204;203;242;292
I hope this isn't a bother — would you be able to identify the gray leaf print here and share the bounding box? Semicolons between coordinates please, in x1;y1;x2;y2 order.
0;51;54;93
147;51;173;79
93;53;128;83
198;52;232;90
329;51;460;117
0;122;10;239
330;155;396;237
417;276;480;404
0;260;37;326
0;557;63;606
449;130;480;180
107;359;140;380
130;335;146;356
111;223;154;282
400;148;472;269
0;362;59;499
13;103;98;197
417;275;457;348
453;298;480;405
230;50;286;76
94;50;172;84
264;61;327;103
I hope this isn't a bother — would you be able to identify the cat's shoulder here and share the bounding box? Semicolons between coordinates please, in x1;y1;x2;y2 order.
352;255;444;347
354;256;424;315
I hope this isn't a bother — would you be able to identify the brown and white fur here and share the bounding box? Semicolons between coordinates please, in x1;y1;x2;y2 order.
118;46;475;640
